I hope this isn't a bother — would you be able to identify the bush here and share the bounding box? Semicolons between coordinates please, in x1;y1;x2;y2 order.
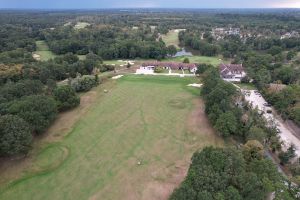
71;75;97;92
53;85;80;111
183;57;190;63
0;115;32;156
154;66;164;73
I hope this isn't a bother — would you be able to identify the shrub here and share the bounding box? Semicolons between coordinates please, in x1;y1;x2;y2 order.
183;57;190;63
0;115;32;156
154;66;164;73
71;75;97;92
53;85;80;111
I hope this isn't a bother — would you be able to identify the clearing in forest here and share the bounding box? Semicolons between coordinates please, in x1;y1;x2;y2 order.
0;75;222;200
161;29;183;48
74;22;91;29
33;40;56;61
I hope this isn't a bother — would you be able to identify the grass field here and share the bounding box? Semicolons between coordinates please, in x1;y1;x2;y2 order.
34;41;56;61
103;55;225;67
0;75;222;200
163;55;225;66
161;30;181;48
235;83;257;90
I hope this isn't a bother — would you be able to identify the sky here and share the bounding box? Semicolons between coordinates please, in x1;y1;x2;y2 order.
0;0;300;9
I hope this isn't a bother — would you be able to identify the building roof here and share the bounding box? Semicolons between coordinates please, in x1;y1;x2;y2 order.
142;61;197;70
219;63;244;76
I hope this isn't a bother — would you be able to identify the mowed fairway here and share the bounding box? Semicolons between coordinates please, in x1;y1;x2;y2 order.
0;75;222;200
161;30;181;48
34;41;56;61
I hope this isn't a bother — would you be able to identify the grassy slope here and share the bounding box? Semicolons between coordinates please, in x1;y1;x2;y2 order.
0;75;222;200
34;41;56;61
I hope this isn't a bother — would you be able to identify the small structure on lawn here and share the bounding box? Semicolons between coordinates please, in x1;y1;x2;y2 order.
219;63;246;82
136;61;197;74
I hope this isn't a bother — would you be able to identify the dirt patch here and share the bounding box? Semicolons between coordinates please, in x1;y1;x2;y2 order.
186;98;219;142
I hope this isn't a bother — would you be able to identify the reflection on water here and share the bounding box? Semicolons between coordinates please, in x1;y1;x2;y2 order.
173;48;193;57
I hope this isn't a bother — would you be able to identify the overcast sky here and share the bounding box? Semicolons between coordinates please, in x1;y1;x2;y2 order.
0;0;300;9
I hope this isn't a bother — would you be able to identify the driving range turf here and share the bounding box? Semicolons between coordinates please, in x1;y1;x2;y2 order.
0;75;222;200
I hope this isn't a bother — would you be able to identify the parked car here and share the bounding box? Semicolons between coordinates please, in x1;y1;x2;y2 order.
263;103;272;107
266;110;272;114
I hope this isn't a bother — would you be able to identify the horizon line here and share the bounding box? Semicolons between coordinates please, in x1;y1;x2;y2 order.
0;7;300;10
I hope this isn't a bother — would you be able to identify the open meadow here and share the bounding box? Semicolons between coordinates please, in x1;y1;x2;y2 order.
0;75;222;200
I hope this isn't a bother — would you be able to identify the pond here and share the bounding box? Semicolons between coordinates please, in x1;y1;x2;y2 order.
173;48;193;57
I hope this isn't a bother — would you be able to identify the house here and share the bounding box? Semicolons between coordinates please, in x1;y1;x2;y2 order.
136;62;197;74
219;63;246;82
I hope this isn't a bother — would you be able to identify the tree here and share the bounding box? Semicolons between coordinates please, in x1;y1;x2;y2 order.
170;147;288;200
167;45;177;56
279;144;296;165
6;95;57;134
62;53;79;64
183;57;190;63
53;85;80;111
286;51;296;61
267;46;283;56
243;140;264;161
70;75;97;92
0;115;32;156
224;186;242;200
215;111;238;137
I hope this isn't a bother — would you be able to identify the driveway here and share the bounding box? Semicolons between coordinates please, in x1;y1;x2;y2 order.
243;90;300;156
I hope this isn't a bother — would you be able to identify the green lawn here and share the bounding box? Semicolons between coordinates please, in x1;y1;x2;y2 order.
0;75;222;200
163;55;226;66
34;41;56;61
103;60;126;65
102;55;226;67
235;83;257;90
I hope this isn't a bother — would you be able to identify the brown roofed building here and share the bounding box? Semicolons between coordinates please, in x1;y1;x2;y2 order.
219;63;246;82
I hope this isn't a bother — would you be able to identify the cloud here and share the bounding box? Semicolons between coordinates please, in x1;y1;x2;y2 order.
272;0;300;8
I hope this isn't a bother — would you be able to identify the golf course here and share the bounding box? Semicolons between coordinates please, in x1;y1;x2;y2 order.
0;75;222;200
